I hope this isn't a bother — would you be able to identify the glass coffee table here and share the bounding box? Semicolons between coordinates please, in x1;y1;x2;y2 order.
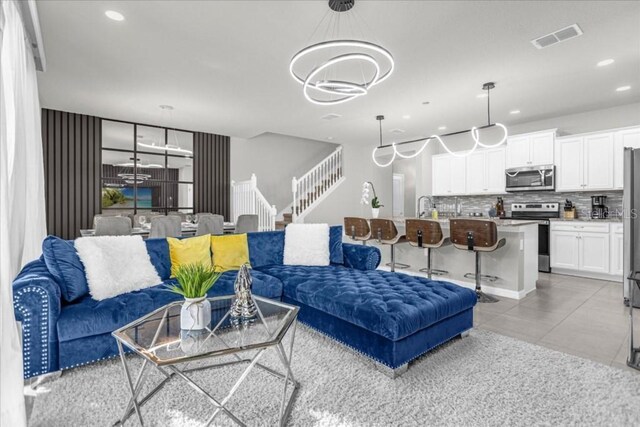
112;295;299;426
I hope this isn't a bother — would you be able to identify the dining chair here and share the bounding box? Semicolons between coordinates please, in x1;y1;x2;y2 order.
168;212;186;222
235;215;259;233
196;215;224;236
94;216;132;236
149;215;182;238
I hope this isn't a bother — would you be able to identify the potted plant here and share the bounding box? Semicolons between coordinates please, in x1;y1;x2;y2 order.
166;263;221;330
361;181;384;218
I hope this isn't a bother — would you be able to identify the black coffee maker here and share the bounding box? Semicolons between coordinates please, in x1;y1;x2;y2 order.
591;195;608;219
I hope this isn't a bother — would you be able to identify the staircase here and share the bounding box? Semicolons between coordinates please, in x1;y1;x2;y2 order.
290;146;345;223
230;174;277;231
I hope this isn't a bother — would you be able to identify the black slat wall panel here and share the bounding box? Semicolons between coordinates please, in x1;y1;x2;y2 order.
42;109;102;239
43;109;229;237
194;133;230;219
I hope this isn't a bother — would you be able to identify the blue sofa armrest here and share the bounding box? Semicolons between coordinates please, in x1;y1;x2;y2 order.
342;243;381;271
13;259;62;378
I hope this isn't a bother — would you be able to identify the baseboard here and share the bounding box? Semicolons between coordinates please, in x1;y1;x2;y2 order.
550;268;623;283
376;266;531;300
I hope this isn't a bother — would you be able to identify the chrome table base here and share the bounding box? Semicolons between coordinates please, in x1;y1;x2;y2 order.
114;317;298;426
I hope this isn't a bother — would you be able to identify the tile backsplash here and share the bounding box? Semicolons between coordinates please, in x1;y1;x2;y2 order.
433;191;623;219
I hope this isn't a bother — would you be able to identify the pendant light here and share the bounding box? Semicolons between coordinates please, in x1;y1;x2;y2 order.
290;0;394;105
137;105;193;155
371;82;509;167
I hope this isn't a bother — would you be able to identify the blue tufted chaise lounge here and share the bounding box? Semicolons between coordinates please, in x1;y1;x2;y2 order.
13;225;476;379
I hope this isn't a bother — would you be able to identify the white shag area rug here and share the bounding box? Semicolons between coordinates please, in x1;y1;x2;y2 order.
29;327;640;426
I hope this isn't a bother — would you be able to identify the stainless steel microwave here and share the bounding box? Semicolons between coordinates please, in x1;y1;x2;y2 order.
505;165;555;192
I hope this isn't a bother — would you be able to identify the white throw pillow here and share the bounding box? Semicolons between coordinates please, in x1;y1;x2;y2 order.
283;223;330;266
75;235;162;301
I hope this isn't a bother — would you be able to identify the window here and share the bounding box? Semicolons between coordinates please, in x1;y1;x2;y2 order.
101;120;194;218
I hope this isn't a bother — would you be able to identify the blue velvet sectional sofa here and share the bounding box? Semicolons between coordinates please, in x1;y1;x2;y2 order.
13;226;476;379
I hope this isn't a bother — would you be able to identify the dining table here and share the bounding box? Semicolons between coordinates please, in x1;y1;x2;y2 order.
79;222;236;238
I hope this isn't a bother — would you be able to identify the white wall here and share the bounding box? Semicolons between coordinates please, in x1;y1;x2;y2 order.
305;142;393;226
230;133;337;213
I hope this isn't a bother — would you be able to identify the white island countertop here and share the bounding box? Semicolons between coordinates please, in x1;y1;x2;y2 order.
367;217;539;300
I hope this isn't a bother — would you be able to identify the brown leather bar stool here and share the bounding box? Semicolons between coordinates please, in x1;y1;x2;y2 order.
369;218;410;272
449;219;506;303
405;219;450;279
343;217;372;245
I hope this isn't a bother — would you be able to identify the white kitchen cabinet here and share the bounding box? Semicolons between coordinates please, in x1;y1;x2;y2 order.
555;133;614;191
432;154;466;196
530;133;555;166
464;147;506;195
486;148;506;193
506;136;530;168
465;151;485;194
551;222;616;278
580;232;610;273
550;231;580;269
583;133;614;190
610;223;624;276
505;130;555;168
614;127;640;189
556;137;583;191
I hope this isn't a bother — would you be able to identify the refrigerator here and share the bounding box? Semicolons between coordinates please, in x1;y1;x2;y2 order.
624;147;640;307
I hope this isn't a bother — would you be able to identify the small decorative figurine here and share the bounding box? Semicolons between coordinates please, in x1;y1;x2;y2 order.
230;264;257;323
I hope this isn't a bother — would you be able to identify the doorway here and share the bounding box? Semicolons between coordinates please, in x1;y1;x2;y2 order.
393;173;405;217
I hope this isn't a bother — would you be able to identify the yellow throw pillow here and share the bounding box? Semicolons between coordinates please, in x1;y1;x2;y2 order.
167;234;213;277
211;234;251;272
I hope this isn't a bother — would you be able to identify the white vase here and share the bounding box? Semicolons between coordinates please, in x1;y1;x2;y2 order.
180;297;211;330
371;208;380;218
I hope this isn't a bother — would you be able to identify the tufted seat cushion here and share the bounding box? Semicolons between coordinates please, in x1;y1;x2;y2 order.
56;269;283;342
256;265;477;342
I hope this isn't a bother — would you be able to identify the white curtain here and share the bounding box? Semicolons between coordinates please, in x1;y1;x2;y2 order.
0;0;48;426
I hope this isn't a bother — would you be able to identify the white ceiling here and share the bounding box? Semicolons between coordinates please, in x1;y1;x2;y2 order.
36;1;640;146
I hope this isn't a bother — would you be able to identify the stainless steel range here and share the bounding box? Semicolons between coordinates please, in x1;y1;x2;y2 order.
508;203;560;273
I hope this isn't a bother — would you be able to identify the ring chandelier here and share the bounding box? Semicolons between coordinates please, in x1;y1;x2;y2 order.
372;82;509;167
289;0;394;105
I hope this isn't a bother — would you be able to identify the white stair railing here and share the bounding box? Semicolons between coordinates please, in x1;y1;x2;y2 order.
231;174;277;231
292;146;343;223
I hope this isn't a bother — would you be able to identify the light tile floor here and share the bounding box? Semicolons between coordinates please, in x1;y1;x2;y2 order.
474;272;639;373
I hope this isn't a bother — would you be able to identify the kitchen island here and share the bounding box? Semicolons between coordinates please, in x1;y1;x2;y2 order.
363;218;539;300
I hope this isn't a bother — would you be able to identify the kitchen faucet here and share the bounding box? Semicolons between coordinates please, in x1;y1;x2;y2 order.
417;195;433;218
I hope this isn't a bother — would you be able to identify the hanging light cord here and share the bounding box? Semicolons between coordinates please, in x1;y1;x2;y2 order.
487;85;491;126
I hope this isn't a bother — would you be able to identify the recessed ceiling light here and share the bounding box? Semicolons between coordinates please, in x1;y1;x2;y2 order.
477;93;488;98
402;115;411;119
510;110;521;115
438;126;447;131
326;136;334;140
105;10;125;21
597;59;614;67
616;85;631;92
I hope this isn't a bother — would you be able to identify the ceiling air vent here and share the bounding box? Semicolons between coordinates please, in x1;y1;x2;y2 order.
531;24;583;49
321;113;342;121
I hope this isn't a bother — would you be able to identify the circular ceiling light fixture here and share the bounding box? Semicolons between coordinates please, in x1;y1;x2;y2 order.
105;10;125;21
597;59;614;67
290;0;394;106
